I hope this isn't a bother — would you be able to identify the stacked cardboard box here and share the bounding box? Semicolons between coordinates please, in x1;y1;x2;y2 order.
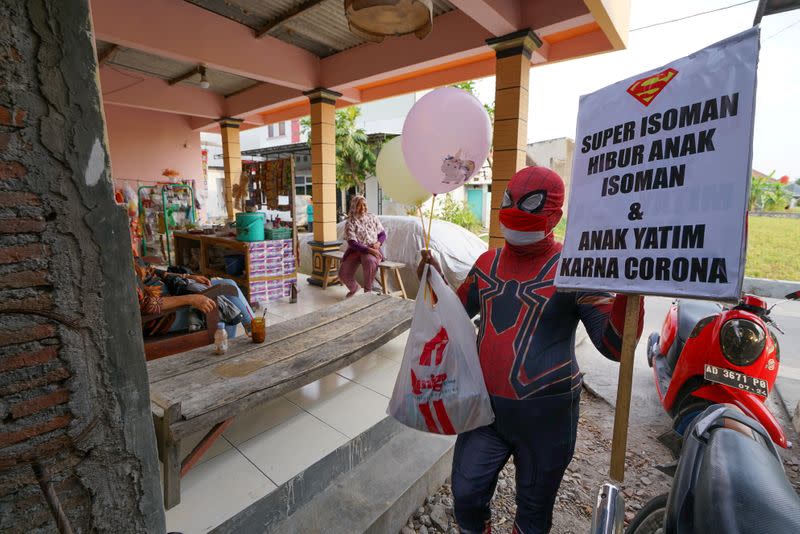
247;238;296;303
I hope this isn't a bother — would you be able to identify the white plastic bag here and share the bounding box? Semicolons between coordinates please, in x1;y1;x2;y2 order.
388;264;494;434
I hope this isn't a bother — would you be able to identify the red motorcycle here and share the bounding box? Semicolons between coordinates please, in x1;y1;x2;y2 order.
646;290;800;451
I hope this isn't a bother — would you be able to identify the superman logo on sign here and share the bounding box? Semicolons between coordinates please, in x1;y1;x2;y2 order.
626;67;678;106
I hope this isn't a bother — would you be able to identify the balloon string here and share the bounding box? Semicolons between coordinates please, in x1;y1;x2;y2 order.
423;195;436;305
418;206;428;304
426;194;436;250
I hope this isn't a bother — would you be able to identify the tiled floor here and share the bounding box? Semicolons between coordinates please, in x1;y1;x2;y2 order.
163;274;410;534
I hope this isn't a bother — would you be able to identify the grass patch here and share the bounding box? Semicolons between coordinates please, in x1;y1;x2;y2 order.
746;216;800;281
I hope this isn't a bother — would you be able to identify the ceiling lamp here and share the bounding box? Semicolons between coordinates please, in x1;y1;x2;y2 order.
345;0;433;43
199;66;210;89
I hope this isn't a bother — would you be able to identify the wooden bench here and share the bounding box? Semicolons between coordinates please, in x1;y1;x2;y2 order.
321;250;408;298
147;293;414;509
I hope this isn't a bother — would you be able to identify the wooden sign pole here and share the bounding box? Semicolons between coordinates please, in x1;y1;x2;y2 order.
609;294;642;482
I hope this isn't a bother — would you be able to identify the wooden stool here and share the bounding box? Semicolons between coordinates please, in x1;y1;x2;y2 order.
378;260;407;299
321;250;407;298
321;250;344;289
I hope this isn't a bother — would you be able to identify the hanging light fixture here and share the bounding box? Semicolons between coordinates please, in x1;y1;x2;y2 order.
198;66;210;89
344;0;433;43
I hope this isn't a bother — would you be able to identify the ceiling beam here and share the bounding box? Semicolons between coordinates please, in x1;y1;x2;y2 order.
255;0;325;38
545;26;613;64
319;7;598;97
90;0;321;90
336;87;362;104
225;83;306;118
97;44;118;66
582;0;630;50
99;66;226;119
168;66;201;86
321;10;494;91
358;53;495;103
447;0;522;36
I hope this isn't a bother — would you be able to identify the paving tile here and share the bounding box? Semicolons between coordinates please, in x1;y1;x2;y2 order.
237;411;348;485
164;448;276;534
369;330;409;364
336;352;402;398
224;396;304;446
286;373;390;437
178;428;232;467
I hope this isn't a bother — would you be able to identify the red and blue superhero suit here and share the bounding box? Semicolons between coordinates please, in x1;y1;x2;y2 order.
450;167;644;534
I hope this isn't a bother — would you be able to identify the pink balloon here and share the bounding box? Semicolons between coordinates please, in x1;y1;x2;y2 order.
402;87;492;195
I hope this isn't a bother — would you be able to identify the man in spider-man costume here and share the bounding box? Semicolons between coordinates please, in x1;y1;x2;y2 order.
420;166;643;534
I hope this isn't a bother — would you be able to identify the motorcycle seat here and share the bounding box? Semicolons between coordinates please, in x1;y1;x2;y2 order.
693;427;800;534
667;299;722;369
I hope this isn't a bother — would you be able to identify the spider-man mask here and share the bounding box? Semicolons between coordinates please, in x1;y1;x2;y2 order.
498;166;564;247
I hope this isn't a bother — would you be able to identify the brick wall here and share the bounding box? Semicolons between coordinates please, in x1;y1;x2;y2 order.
0;103;86;531
1;2;164;532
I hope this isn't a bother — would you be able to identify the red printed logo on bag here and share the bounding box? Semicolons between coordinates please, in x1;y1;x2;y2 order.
411;370;448;394
414;327;457;434
418;327;449;365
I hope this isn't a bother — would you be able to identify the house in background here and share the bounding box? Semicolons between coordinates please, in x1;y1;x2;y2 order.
202;117;585;231
788;181;800;208
202;119;302;219
527;137;575;208
371;135;581;230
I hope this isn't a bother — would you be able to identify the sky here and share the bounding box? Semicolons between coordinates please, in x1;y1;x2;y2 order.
471;0;800;178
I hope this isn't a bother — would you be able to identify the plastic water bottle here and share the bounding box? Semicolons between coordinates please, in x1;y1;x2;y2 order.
214;322;228;355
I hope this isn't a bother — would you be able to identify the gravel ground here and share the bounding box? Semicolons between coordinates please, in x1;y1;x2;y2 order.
400;388;800;534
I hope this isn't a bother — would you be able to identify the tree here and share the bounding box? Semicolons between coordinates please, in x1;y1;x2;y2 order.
452;80;495;122
301;107;377;193
452;81;495;169
750;173;792;211
437;195;482;233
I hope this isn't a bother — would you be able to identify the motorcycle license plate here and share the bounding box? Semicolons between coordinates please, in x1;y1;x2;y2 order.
704;364;768;398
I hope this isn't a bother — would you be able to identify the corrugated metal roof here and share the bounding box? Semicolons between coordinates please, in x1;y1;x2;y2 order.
185;0;456;57
184;0;293;29
96;39;258;97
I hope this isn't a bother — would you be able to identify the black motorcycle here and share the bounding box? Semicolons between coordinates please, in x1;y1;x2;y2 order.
592;404;800;534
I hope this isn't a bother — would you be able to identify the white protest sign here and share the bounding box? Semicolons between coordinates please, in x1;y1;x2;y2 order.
556;27;759;301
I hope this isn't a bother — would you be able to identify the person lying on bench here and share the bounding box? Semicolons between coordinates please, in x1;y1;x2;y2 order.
135;258;254;338
339;195;387;298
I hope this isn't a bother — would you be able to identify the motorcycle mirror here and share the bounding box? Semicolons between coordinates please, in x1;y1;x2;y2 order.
768;290;800;314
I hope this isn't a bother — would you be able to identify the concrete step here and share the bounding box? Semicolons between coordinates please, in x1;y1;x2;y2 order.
210;417;454;534
267;423;454;534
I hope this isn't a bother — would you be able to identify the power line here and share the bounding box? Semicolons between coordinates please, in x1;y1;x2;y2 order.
763;18;800;41
630;0;757;32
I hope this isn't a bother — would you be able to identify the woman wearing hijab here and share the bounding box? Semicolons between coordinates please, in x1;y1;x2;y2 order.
339;195;386;297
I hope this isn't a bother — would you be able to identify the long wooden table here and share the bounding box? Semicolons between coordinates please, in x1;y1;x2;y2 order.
147;294;414;509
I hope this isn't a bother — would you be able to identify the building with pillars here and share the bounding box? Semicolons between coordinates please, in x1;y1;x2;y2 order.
3;1;634;532
92;0;632;286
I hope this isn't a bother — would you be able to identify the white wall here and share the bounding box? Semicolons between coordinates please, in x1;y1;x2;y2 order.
205;168;226;220
527;137;575;207
357;93;417;134
365;176;380;213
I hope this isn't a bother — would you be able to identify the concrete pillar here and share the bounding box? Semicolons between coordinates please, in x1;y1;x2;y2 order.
304;88;342;286
0;1;165;531
486;30;542;249
219;117;243;221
